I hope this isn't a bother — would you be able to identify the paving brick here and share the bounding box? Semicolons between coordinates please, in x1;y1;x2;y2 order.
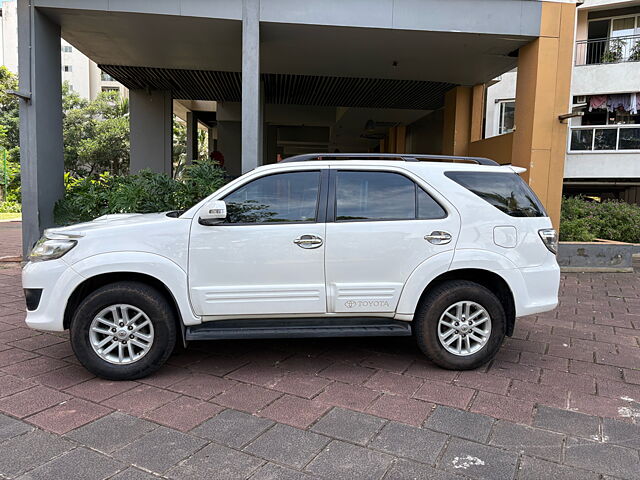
597;378;640;400
17;446;123;480
454;371;511;395
0;348;38;367
470;391;534;424
315;382;379;410
251;463;316;480
384;459;461;480
363;370;423;396
1;356;67;378
166;442;264;480
366;393;433;426
540;370;596;394
489;420;564;462
519;352;569;372
226;362;284;386
191;408;274;448
213;382;282;413
602;417;640;449
623;368;640;385
189;354;249;376
517;455;600;480
259;394;330;429
311;407;386;445
565;436;640;479
597;351;639;370
109;467;159;480
102;384;180;416
36;342;74;359
25;397;112;434
112;426;207;473
0;413;33;441
533;405;599;438
143;395;223;431
569;393;630;419
64;378;138;403
546;344;595;362
245;423;329;469
276;354;334;375
137;365;192;388
33;364;94;390
503;338;546;354
404;359;459;382
507;380;567;409
0;374;35;398
488;360;541;383
0;385;70;418
424;405;494;443
167;372;236;400
318;362;376;384
369;421;447;464
271;371;332;398
412;381;475;409
360;352;414;373
0;430;73;477
306;440;393;480
438;437;518;480
66;411;157;454
569;360;622;381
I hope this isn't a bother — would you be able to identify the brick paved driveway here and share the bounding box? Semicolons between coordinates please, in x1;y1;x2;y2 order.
1;221;639;479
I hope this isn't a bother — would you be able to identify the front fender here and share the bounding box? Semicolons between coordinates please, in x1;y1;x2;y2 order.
69;252;200;326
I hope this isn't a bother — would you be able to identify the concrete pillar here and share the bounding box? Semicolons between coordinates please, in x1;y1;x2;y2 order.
186;111;198;165
129;89;173;175
442;86;472;156
241;0;261;173
470;85;485;142
18;2;64;255
218;121;242;177
511;1;576;228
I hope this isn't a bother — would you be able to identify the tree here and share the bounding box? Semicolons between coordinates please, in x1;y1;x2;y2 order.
0;67;20;202
62;83;130;176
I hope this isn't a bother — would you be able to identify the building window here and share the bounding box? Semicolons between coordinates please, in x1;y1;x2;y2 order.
101;86;120;93
63;65;72;72
497;100;516;135
62;45;72;53
578;15;640;65
100;72;115;81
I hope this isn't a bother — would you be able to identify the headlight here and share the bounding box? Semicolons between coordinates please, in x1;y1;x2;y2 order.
29;237;77;262
538;228;558;255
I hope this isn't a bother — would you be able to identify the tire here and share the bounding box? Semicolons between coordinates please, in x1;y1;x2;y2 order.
414;280;506;370
70;281;177;380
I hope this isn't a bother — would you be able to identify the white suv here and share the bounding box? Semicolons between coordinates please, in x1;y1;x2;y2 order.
23;154;560;380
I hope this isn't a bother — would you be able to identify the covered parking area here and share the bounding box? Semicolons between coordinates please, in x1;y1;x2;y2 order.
17;0;576;254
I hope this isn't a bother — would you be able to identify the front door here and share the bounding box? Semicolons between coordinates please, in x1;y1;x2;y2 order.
188;169;328;317
325;167;460;314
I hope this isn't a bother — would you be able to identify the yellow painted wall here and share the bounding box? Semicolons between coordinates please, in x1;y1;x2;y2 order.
468;133;514;165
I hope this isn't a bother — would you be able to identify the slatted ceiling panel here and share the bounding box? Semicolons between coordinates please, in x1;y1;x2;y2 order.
99;65;455;109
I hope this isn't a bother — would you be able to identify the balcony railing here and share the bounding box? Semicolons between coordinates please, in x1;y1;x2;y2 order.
569;125;640;151
575;34;640;66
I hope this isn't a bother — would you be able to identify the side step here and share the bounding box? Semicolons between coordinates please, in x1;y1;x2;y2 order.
185;317;412;341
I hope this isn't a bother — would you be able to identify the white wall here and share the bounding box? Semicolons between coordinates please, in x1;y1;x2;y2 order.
565;152;640;178
571;62;640;97
0;0;18;73
484;70;517;138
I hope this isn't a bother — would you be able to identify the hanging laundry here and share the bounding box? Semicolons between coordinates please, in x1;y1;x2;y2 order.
636;92;640;114
607;93;631;112
631;93;638;115
589;95;607;111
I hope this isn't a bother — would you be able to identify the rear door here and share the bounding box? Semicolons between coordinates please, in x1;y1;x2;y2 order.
324;167;461;314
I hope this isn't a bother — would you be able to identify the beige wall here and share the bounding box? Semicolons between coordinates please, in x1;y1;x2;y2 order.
468;133;514;166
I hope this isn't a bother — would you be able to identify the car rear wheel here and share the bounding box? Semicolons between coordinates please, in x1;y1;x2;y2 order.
414;280;505;370
70;281;177;380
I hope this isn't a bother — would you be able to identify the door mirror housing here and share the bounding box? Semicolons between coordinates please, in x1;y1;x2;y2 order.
199;200;227;225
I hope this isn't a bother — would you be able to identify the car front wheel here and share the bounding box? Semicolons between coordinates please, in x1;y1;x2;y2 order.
414;280;506;370
70;281;177;380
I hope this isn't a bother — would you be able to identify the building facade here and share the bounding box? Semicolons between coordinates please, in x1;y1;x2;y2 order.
17;0;577;255
486;0;640;204
1;0;126;99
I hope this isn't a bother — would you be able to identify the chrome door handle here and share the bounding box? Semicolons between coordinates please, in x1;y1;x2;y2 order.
424;231;452;245
293;234;323;249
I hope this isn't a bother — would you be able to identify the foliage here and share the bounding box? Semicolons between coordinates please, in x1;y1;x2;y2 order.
630;40;640;62
0;201;21;213
54;161;227;225
0;67;20;202
560;196;640;243
601;38;625;63
172;115;211;179
63;83;130;176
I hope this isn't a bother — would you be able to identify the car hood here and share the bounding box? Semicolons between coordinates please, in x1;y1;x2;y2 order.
45;213;174;237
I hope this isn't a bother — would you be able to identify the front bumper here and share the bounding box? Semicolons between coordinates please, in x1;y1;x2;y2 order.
22;259;83;331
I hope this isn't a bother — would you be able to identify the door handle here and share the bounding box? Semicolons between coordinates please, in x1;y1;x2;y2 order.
293;234;323;249
424;231;452;245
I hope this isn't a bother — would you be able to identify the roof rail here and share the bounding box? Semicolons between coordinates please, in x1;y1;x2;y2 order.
280;153;499;166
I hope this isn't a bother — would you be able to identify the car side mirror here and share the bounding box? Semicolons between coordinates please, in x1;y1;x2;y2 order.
198;200;227;226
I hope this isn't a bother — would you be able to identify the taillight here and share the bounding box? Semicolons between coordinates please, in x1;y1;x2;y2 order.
538;229;558;255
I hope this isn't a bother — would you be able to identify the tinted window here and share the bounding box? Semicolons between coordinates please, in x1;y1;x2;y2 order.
335;171;445;221
223;171;320;223
445;171;546;217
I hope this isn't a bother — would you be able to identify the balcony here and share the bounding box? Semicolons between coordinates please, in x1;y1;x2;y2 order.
575;35;640;66
569;125;640;152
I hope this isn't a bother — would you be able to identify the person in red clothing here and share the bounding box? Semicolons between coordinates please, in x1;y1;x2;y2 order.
210;150;225;168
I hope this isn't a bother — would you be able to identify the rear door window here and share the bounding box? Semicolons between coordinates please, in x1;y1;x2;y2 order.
445;171;547;217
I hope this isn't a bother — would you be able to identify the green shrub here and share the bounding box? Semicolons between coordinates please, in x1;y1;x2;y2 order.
0;201;20;213
560;196;640;243
55;161;227;225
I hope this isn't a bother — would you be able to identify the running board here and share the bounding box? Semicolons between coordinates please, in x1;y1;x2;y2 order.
185;318;412;341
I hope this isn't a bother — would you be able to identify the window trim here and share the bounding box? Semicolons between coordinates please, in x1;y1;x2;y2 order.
328;169;448;223
495;99;516;136
217;169;328;226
